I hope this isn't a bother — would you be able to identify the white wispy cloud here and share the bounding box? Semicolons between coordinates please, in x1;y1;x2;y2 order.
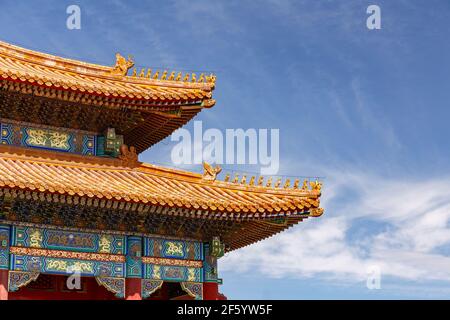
220;170;450;289
350;78;402;149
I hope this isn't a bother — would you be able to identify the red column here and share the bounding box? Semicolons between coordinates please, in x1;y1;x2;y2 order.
0;270;8;300
203;282;219;300
125;278;142;300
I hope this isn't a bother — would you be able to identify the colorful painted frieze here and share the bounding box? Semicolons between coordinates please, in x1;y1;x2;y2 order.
11;226;126;254
10;254;125;278
0;121;96;156
144;237;203;261
5;226;211;284
144;264;203;282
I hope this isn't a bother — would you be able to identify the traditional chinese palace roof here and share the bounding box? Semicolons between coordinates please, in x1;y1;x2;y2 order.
0;40;323;252
0;40;216;153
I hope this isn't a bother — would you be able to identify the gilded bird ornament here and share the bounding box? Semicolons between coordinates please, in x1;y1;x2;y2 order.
202;162;222;181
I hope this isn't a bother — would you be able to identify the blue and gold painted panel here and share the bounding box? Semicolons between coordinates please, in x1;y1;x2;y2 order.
0;123;13;145
3;226;215;283
10;255;125;278
203;243;218;283
22;127;74;152
0;121;97;156
126;236;143;278
0;225;10;270
144;237;203;260
144;264;202;282
82;135;97;156
11;226;126;255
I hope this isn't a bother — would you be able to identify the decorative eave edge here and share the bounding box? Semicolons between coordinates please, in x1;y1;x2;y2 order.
0;79;211;109
0;187;319;219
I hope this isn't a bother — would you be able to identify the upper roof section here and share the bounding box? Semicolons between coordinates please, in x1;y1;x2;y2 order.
0;40;216;153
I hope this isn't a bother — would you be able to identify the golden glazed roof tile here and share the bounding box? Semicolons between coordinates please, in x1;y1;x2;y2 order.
0;40;215;104
0;147;322;219
0;40;218;153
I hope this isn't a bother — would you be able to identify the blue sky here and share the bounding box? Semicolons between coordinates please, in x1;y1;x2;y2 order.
1;0;450;299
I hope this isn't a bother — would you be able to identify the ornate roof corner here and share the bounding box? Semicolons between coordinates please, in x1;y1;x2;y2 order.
109;53;134;76
201;99;216;108
202;162;222;181
309;207;324;217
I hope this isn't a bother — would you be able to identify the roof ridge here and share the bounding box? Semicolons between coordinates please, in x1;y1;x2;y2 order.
0;145;320;199
138;162;320;197
0;39;110;72
0;39;216;90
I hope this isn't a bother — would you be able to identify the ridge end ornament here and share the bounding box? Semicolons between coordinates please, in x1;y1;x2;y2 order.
110;53;135;76
202;162;222;182
310;207;324;217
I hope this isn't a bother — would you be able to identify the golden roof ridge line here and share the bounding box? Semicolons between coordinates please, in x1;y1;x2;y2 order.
0;40;216;90
0;53;214;91
0;39;110;72
0;219;201;242
213;179;321;197
139;163;320;197
129;67;216;88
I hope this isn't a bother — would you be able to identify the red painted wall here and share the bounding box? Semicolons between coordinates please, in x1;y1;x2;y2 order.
8;275;118;300
4;273;227;300
203;282;227;300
